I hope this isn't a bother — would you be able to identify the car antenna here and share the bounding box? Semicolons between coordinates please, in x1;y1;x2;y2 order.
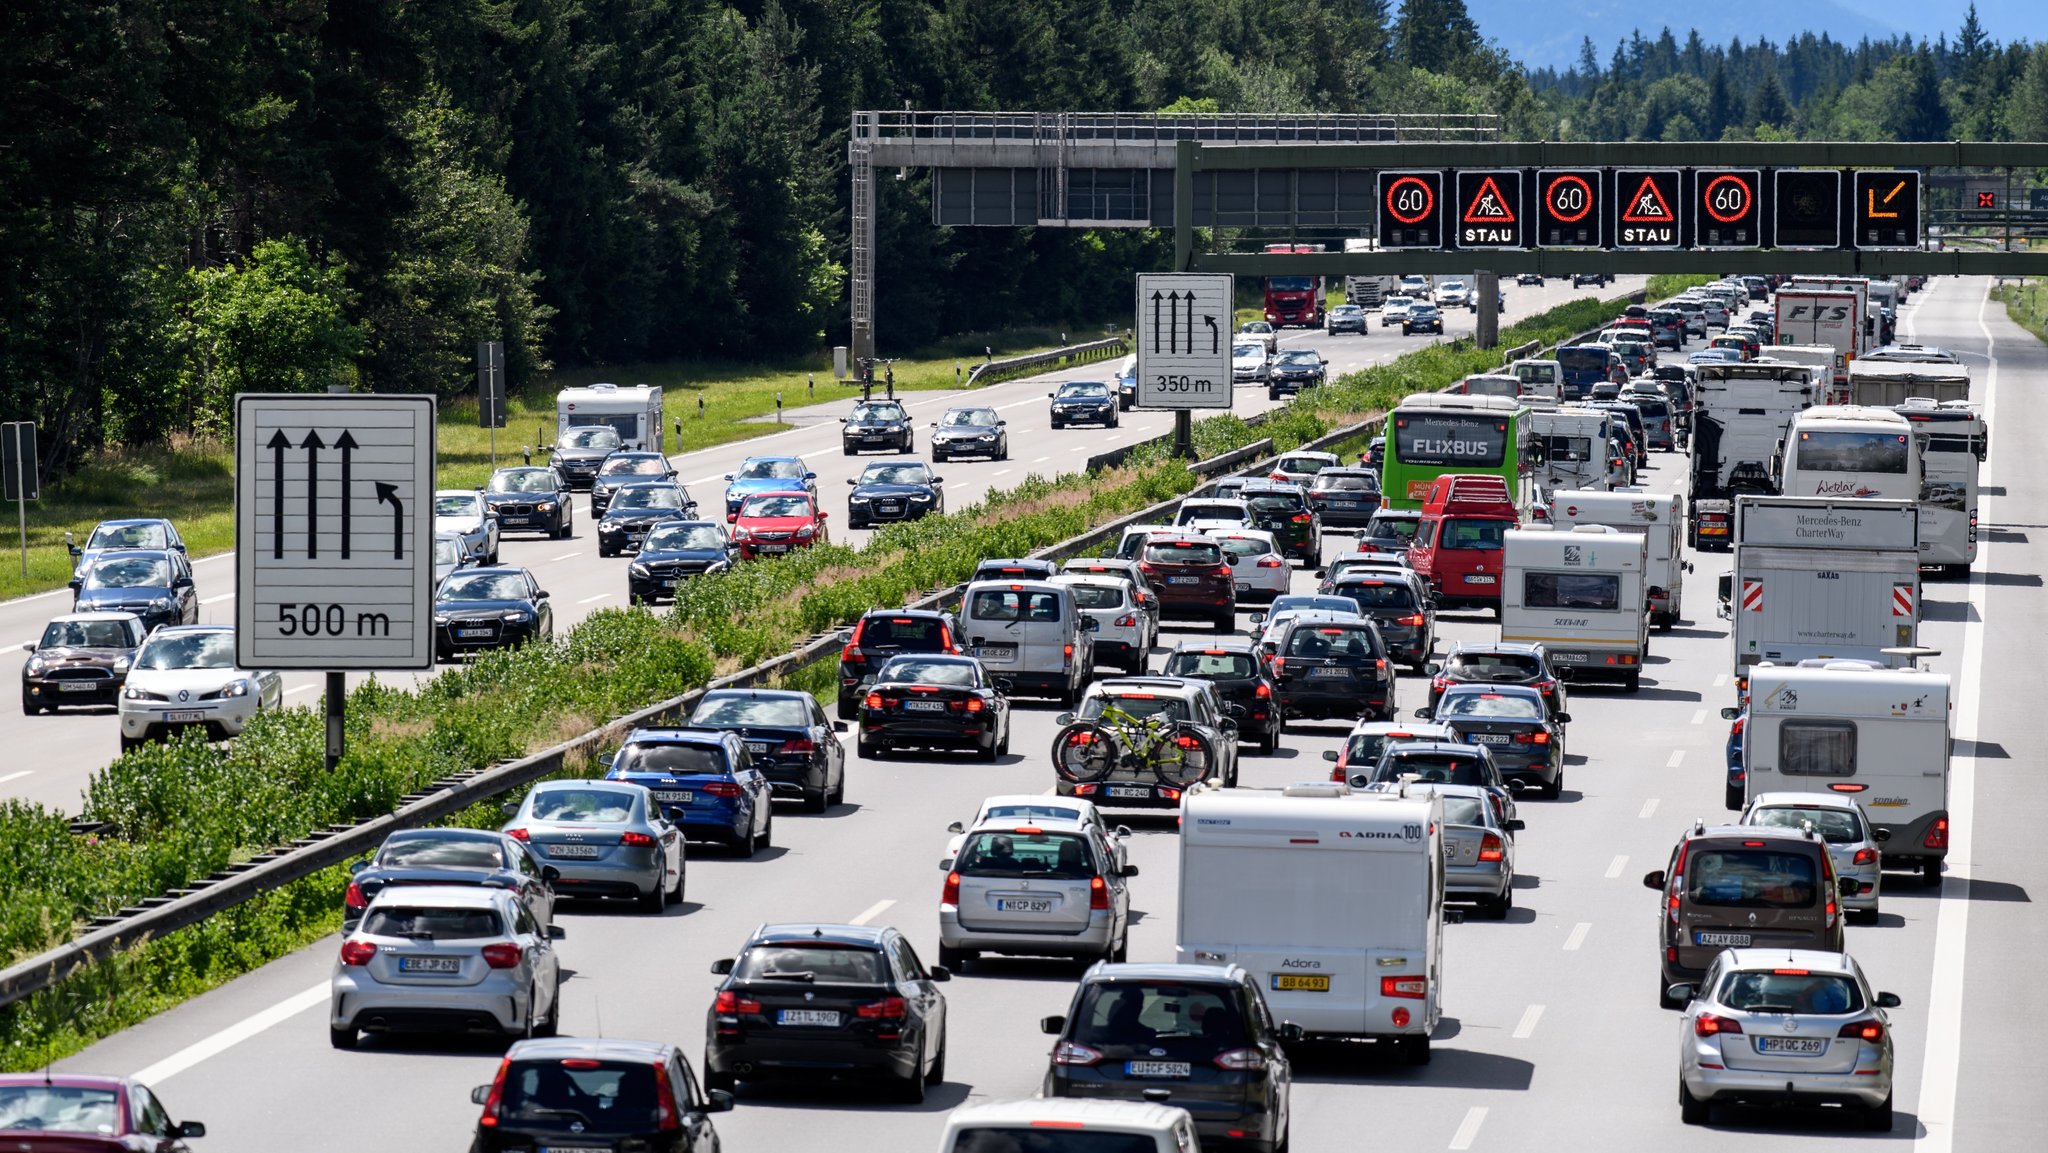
593;997;604;1039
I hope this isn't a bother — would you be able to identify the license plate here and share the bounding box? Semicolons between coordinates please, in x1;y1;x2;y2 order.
547;844;602;859
1309;667;1350;679
878;504;902;514
163;710;206;723
1125;1061;1192;1078
660;579;676;588
627;533;645;543
1471;733;1512;744
1331;500;1358;508
542;1146;612;1153
1272;974;1331;992
1107;785;1152;798
59;682;99;692
1549;651;1589;663
1695;932;1751;947
745;742;771;755
976;644;1015;660
903;700;947;713
760;544;788;553
997;898;1055;913
777;1009;842;1027
1759;1036;1826;1055
652;790;693;804
399;955;462;973
458;628;492;638
502;517;529;525
1168;576;1200;585
1463;574;1498;585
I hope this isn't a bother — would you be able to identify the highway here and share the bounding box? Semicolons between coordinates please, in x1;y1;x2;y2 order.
0;276;1639;814
46;276;2042;1152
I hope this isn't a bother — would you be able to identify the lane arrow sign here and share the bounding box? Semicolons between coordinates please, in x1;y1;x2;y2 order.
300;429;325;558
1204;314;1219;354
375;481;405;560
1151;291;1164;351
335;429;358;559
266;429;290;559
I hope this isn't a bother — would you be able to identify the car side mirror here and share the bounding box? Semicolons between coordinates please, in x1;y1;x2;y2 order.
846;477;858;486
1047;392;1057;398
927;965;952;982
817;511;828;519
1423;663;1441;675
534;589;549;599
1873;828;1891;842
500;802;519;817
995;677;1016;696
1875;991;1902;1009
1642;870;1668;890
1555;713;1572;724
830;720;849;734
839;417;849;423
347;859;368;875
470;1086;492;1105
1413;706;1433;719
939;858;954;871
709;958;735;975
1665;983;1698;1006
1719;707;1740;720
20;642;32;652
1041;1015;1068;1035
1840;877;1860;898
68;578;81;591
946;821;965;834
1553;667;1574;682
1054;712;1075;726
704;1089;735;1113
597;752;615;769
542;865;561;883
1120;864;1140;877
722;474;734;482
1321;750;1341;763
548;924;567;940
804;472;817;481
1279;1022;1306;1044
1507;818;1526;831
727;513;737;523
931;477;944;485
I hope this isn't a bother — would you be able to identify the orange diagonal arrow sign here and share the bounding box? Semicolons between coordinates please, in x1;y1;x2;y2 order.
1867;179;1905;219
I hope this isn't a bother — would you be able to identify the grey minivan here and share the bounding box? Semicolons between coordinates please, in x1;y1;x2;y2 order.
958;579;1097;704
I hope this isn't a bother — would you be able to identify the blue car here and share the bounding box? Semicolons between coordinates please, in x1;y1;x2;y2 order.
71;549;199;633
67;518;186;583
1725;708;1746;811
724;455;817;517
602;728;775;856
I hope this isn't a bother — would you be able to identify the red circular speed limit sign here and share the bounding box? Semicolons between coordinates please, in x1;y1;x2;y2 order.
1545;174;1593;223
1702;174;1753;223
1385;176;1436;225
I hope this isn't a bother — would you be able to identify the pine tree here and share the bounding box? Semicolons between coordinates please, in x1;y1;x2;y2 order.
1705;62;1732;138
1747;71;1791;130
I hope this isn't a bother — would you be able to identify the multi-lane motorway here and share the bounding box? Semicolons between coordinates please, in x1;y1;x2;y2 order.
0;277;1637;814
36;276;2043;1153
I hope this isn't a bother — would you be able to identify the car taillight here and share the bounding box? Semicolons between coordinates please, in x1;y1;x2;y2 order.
962;697;985;713
1478;833;1505;862
779;737;816;755
714;990;763;1015
943;871;961;906
1115;614;1137;627
1090;875;1110;910
620;830;656;846
1924;818;1948;850
1269;473;1287;481
1271;658;1286;675
865;691;884;710
1257;557;1284;568
1052;1041;1103;1065
703;781;741;798
344;882;368;912
652;1060;681;1130
504;828;529;841
1400;614;1426;626
1214;1048;1267;1070
1695;1013;1743;1037
1291;513;1312;523
1853;848;1878;866
1839;1019;1885;1042
477;1057;511;1127
1381;976;1426;999
481;943;523;969
857;997;908;1020
841;645;864;663
339;939;377;966
1063;643;1074;664
1254;682;1271;699
1514;731;1550;744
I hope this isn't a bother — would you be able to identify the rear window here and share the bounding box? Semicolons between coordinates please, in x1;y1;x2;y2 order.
1312;473;1378;492
1245;493;1306;514
1067;584;1125;610
1634;400;1671;420
1440;796;1487;825
1214;536;1272;560
876;657;978;686
956;829;1096;878
1750;806;1865;844
854;615;947;649
1447;652;1540;679
968;589;1065;622
1685;848;1820;908
1716;971;1865;1014
361;906;503;940
735;944;887;983
1285;625;1380;658
1068;980;1248;1055
1275;456;1332;475
688;696;809;728
1438;519;1507;550
1165;651;1258;678
0;1086;121;1135
1366;515;1420;543
1778;719;1856;777
951;1131;1160;1153
1376;754;1485;786
611;743;729;777
528;789;635;823
1144;542;1222;566
1523;572;1622;611
1080;694;1189;724
1440;692;1542;719
1333;581;1415;610
1177;503;1247;523
497;1060;665;1135
379;837;506;870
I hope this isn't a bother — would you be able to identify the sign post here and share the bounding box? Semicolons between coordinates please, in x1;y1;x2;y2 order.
1134;273;1233;458
1;422;35;581
235;394;437;769
478;340;505;471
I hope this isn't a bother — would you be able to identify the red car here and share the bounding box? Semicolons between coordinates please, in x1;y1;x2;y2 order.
0;1073;206;1150
728;490;829;559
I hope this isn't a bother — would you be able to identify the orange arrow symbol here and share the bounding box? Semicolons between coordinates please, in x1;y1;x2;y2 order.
1868;180;1905;219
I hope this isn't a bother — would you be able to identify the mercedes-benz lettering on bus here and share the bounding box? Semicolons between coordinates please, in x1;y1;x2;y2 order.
1380;394;1533;511
1263;245;1326;327
1777;406;1922;504
1898;398;1985;575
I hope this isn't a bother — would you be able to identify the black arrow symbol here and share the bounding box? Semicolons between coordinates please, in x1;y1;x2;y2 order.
266;429;290;559
375;482;404;560
1204;313;1219;355
1182;294;1196;354
1151;291;1164;352
335;429;358;559
1167;291;1183;354
301;429;325;558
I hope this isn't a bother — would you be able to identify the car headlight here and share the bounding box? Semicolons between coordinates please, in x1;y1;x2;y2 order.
911;493;934;503
849;495;870;504
536;501;557;512
502;609;532;622
434;613;451;625
629;563;651;577
794;525;816;539
25;657;44;675
734;527;753;540
157;596;178;610
112;654;130;672
222;678;252;698
123;684;150;700
884;424;904;432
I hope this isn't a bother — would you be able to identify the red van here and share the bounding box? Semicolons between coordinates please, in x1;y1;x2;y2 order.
1408;474;1520;613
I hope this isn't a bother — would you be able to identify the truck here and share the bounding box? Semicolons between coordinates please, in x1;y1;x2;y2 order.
1501;525;1649;691
1774;288;1863;396
1342;239;1397;309
1178;781;1445;1063
1262;244;1326;327
1718;495;1922;688
1756;344;1849;403
1527;407;1616;498
1897;397;1986;575
1686;363;1817;549
555;383;665;454
1545;489;1688;629
1847;360;1970;407
1781;278;1877;352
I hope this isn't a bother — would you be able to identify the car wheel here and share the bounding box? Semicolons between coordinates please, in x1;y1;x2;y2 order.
1399;1035;1430;1065
1679;1079;1708;1124
858;737;882;759
669;859;686;904
22;693;41;716
895;1057;928;1104
1051;420;1064;430
329;1024;359;1050
1724;784;1745;811
556;519;572;540
532;976;562;1037
598;545;613;558
639;871;668;913
1864;1092;1894;1131
926;1027;948;1085
119;734;141;753
1214;612;1235;634
1111;933;1129;964
843;444;856;456
1923;858;1942;886
1624;673;1642;693
1269;389;1280;401
805;785;829;814
733;820;757;859
1540;772;1562;800
757;811;773;850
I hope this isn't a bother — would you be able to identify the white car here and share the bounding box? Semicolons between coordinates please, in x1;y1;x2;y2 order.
1050;573;1152;675
1381;295;1417;325
1397;275;1433;301
943;795;1131;870
118;624;282;752
1231;341;1270;383
1437;279;1471;307
1208;529;1290;602
434;489;499;564
1740;791;1884;921
1172;498;1254;536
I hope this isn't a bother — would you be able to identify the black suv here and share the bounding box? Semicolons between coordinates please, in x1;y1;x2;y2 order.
1326;572;1434;670
1266;612;1396;722
1160;639;1284;754
841;399;914;455
469;1037;731;1152
1040;962;1297;1153
836;609;962;719
1238;481;1321;563
1426;641;1567;719
685;688;847;812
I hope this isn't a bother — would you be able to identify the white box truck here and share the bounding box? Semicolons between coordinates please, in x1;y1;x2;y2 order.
1757;344;1849;403
1846;360;1970;407
556;383;665;453
1774;289;1863;398
1528;407;1615;498
1720;496;1921;688
1686;363;1817;549
1178;782;1444;1063
1545;489;1687;630
1501;525;1649;691
1782;278;1875;354
1738;661;1952;885
1341;239;1397;309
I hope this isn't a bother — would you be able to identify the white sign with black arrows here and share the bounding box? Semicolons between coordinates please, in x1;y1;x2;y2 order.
234;393;437;670
1135;273;1234;410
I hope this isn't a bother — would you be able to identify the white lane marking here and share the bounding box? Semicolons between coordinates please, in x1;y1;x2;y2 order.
1448;1105;1489;1150
1562;922;1591;951
577;593;610;604
1639;798;1659;819
994;398;1041;412
552;551;580;562
200;593;234;605
1511;1004;1545;1040
1712;673;1728;688
1690;708;1707;725
849;899;897;926
1665;749;1685;769
1915;281;1992;1153
1604;854;1628;879
1067;445;1087;452
0;770;32;785
130;982;328;1085
991;469;1012;477
1033;455;1052;463
283;684;314;697
685;474;725;486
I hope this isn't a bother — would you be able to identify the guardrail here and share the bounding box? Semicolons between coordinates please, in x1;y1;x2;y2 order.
964;336;1128;389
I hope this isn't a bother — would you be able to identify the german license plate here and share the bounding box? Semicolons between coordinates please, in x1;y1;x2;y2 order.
502;516;529;525
652;790;693;804
542;1146;612;1153
745;742;771;755
878;504;902;514
1272;974;1331;992
976;644;1015;660
458;628;492;638
399;955;461;973
777;1009;841;1026
1759;1036;1826;1055
1168;576;1200;585
1332;500;1358;508
59;681;99;692
1471;733;1512;744
1463;574;1497;585
1107;785;1152;799
547;844;602;859
997;898;1055;913
903;700;947;713
1309;667;1350;678
163;710;206;723
1549;651;1588;663
660;579;676;588
760;544;788;553
1696;932;1751;947
1125;1061;1191;1078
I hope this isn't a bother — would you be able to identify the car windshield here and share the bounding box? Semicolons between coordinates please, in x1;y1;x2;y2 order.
1440;519;1508;550
1441;692;1542;719
1081;693;1190;722
361;906;503;940
956;829;1096;878
735;944;887;983
609;742;729;777
434;538;462;566
1376;754;1485;785
1275;455;1332;475
84;556;168;589
1750;806;1865;844
1058;383;1110;399
496;1059;664;1135
435;495;481;517
952;1132;1160;1153
0;1086;121;1135
1068;980;1248;1055
1286;625;1378;658
560;427;621;450
739;495;811;518
1312;472;1377;492
1276;351;1320;366
87;523;168;550
1685;849;1819;908
859;464;931;486
526;788;635;823
1448;652;1541;679
1233;343;1263;359
439;573;529;602
689;695;809;728
1333;581;1415;610
378;836;506;870
851;403;906;422
1427;795;1486;825
646;524;725;551
1165;650;1258;678
877;657;978;687
40;619;135;649
737;459;806;480
967;589;1062;623
600;456;667;477
1144;542;1222;565
133;630;234;671
1717;971;1865;1015
608;486;683;510
1065;584;1125;610
939;408;997;428
489;470;557;494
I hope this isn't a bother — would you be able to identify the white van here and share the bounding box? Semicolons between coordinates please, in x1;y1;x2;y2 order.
939;1100;1199;1153
1509;358;1564;402
959;579;1096;704
1050;573;1150;674
1737;661;1952;886
1178;781;1444;1064
1501;525;1649;691
1544;489;1688;629
555;383;664;452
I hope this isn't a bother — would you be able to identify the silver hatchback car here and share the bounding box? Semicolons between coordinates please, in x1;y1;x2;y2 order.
938;817;1137;972
501;779;686;913
1416;783;1523;918
1740;792;1884;923
1669;948;1900;1130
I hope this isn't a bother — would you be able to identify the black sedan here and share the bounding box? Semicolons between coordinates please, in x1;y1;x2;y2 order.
71;549;198;633
929;406;1008;462
841;399;914;455
1265;349;1328;400
856;653;1011;761
846;460;944;529
471;1037;732;1152
1417;683;1568;798
1305;467;1382;527
591;451;678;517
483;466;574;539
704;923;950;1102
599;481;697;556
1401;303;1445;335
1515;272;1545;286
629;520;736;604
1160;640;1284;754
685;688;848;812
21;611;146;714
343;828;557;933
1049;381;1118;429
434;567;554;661
548;425;624;490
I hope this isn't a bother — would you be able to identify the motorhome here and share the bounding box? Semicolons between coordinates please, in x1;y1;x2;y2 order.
555;383;665;453
1501;526;1649;691
1544;489;1687;629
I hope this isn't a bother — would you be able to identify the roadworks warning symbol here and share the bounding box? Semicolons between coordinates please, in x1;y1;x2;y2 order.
1622;176;1675;222
1462;176;1516;223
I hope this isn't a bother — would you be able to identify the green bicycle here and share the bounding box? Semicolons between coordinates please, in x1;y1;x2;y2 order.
1051;703;1220;789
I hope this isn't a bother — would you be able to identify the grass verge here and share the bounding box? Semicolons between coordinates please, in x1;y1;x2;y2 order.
1992;279;2048;345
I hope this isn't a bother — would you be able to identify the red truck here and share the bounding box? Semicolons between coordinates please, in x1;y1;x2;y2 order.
1262;244;1326;327
1408;474;1522;613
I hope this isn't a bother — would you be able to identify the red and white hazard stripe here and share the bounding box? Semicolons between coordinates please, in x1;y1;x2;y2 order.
1892;583;1915;617
1741;578;1764;612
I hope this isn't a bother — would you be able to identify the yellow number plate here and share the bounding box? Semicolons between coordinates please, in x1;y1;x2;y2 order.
1271;974;1331;992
